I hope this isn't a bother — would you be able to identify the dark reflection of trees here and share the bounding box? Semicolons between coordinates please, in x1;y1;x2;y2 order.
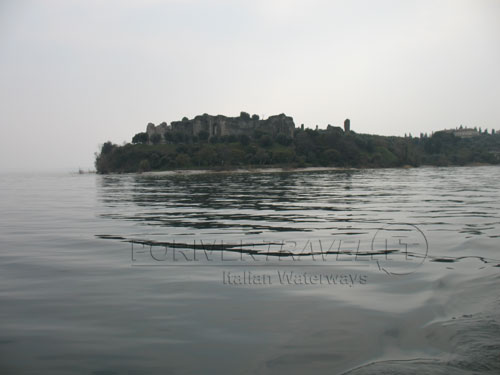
97;170;357;231
131;170;355;208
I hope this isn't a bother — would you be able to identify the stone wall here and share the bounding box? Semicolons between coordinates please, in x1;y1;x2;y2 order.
146;113;295;143
146;122;169;139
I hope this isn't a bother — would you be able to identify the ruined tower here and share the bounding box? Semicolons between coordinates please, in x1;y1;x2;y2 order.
344;118;350;133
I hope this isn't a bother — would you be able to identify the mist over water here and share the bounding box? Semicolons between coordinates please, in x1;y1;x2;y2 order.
1;167;499;374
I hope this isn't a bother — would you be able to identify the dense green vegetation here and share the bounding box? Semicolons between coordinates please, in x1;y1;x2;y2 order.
95;128;500;173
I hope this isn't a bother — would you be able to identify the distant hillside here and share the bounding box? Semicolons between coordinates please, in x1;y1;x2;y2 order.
95;113;500;173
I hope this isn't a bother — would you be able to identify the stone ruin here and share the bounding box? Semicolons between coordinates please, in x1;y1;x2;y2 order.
344;118;350;133
145;112;295;143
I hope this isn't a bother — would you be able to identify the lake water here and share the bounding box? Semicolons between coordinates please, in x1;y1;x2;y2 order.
1;167;500;374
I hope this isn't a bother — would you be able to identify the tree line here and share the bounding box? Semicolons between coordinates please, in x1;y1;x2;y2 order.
95;127;500;173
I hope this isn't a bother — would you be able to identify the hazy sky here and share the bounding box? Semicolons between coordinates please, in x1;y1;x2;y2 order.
1;0;499;171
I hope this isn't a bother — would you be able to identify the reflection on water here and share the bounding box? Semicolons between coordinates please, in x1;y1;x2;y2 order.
99;168;500;236
0;167;499;374
98;168;500;268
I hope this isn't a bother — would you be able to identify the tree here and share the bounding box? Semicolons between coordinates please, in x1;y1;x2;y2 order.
194;145;217;166
252;129;264;140
276;134;292;146
164;131;174;143
251;114;260;121
172;131;187;143
273;149;295;163
138;159;151;172
198;130;209;141
254;149;269;164
240;111;250;120
259;135;273;148
150;133;162;144
239;134;250;146
322;149;340;164
101;141;114;154
175;153;191;168
132;132;149;144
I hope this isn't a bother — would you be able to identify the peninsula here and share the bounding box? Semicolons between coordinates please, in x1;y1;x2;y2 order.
95;112;500;173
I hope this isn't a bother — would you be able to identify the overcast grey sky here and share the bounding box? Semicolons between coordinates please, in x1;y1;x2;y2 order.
1;0;499;171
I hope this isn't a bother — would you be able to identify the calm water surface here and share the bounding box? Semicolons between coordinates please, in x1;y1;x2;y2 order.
1;167;499;374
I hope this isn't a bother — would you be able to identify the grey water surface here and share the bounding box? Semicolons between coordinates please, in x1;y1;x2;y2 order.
1;167;499;374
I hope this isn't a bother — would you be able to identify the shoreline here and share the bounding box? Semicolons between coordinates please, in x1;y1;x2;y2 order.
136;163;496;177
141;166;348;176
